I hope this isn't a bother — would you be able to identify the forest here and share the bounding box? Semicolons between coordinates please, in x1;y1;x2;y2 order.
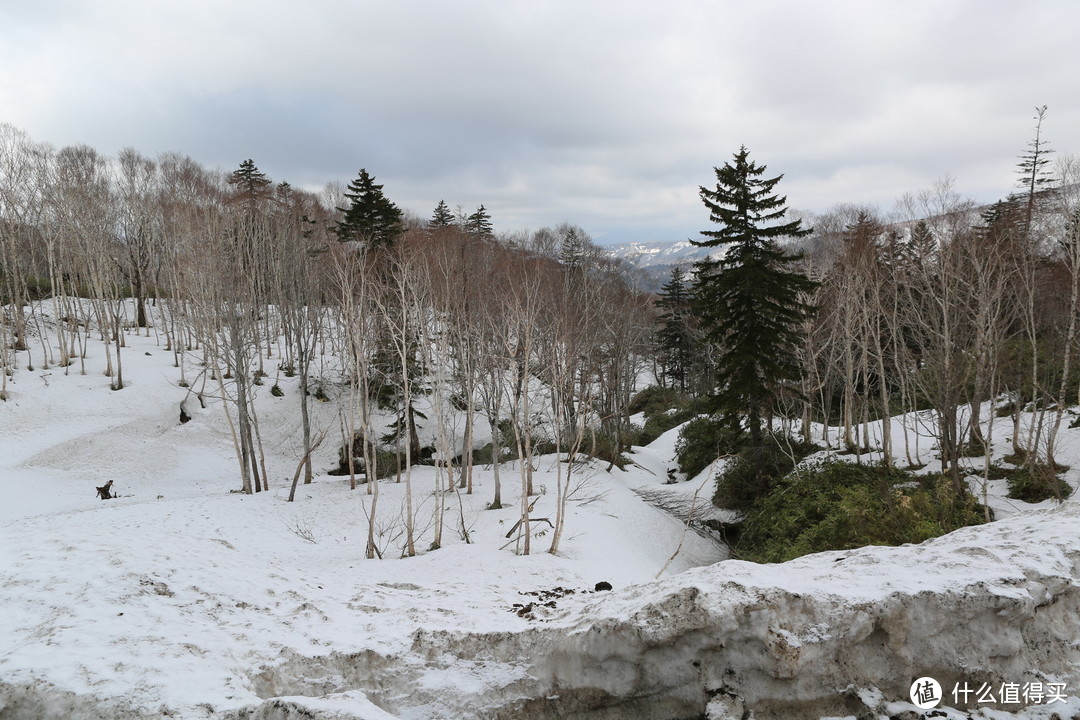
1;110;1078;561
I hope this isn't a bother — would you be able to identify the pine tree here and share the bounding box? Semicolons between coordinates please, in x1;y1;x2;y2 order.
557;223;591;270
429;199;455;230
978;197;1024;244
692;146;816;447
333;169;403;248
1014;105;1054;233
906;219;936;267
227;159;272;212
655;266;696;391
466;204;493;240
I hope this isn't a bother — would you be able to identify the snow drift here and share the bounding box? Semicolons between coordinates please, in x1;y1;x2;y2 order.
211;502;1080;720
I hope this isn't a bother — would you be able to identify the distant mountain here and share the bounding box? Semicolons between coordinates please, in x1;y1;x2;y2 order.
606;239;718;268
605;239;723;293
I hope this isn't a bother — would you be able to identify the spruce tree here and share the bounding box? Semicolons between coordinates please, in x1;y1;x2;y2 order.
655;266;696;392
556;223;587;269
429;199;455;230
1014;105;1054;233
466;204;494;240
227;159;272;212
333;169;403;248
692;146;816;448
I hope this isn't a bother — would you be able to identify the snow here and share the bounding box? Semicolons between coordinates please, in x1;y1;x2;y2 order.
2;308;1079;719
606;239;721;269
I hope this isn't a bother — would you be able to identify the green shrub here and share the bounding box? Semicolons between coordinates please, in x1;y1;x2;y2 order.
1006;464;1073;503
626;386;700;446
980;463;1012;480
735;461;987;563
712;434;819;512
367;450;405;479
1002;449;1029;466
582;431;630;469
471;442;514;466
532;438;558;456
329;445;400;481
628;385;689;417
674;415;743;479
635;407;696;446
959;439;987;457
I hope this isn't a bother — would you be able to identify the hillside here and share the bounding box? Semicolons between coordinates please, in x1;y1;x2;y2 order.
606;239;716;269
1;305;1079;719
604;239;719;292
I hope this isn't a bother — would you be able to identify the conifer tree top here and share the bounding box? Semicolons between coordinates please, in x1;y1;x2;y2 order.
334;168;403;248
227;159;272;207
429;199;455;229
466;204;493;239
694;146;810;249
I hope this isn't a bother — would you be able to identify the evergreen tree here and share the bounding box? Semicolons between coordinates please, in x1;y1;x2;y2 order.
906;219;936;266
429;199;455;230
978;197;1024;244
692;146;816;448
333;169;403;248
557;223;591;270
465;204;493;240
1014;105;1054;233
227;159;272;212
655;266;696;391
275;180;293;204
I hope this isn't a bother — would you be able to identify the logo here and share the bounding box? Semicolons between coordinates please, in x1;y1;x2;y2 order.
910;676;942;709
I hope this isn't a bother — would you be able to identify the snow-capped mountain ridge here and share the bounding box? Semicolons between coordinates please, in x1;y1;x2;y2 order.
606;238;721;269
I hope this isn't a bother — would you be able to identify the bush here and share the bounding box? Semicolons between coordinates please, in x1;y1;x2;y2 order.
366;450;406;479
532;438;558;456
471;442;515;466
328;446;400;481
627;386;700;446
712;434;819;512
980;463;1013;481
1006;464;1073;503
635;407;697;446
735;461;987;563
628;385;689;417
674;415;743;480
582;431;630;469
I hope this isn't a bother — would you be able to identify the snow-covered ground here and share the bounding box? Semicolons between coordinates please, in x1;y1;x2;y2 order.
1;310;1079;719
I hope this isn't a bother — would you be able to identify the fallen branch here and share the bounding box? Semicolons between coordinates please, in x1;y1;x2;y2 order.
656;473;714;580
499;517;555;550
503;496;542;538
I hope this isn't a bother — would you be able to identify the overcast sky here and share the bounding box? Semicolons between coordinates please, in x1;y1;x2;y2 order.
2;1;1078;245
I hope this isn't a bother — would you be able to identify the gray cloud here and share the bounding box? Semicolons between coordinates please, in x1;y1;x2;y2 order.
2;0;1079;245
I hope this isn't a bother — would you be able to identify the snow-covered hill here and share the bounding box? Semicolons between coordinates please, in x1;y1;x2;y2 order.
2;306;1079;720
606;239;717;270
604;239;724;292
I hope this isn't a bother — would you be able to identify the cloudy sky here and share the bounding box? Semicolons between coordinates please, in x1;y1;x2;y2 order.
2;1;1078;245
